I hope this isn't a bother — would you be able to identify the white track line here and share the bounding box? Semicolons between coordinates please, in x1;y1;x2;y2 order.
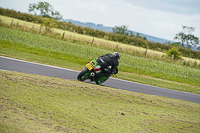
0;56;79;73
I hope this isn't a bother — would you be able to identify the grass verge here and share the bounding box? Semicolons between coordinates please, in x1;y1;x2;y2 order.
0;70;200;133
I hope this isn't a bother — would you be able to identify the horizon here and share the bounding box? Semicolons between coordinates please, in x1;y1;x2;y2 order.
0;0;200;43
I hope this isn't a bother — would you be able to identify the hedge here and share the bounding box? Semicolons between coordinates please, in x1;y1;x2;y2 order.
0;7;199;59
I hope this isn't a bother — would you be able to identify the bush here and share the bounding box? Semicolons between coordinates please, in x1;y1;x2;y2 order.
167;47;181;59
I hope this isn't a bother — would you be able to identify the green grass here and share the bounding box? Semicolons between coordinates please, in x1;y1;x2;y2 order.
1;14;200;66
0;15;154;52
0;26;200;94
1;70;200;133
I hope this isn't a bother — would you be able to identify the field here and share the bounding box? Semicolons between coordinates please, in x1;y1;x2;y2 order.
1;70;200;133
1;15;200;65
0;26;200;94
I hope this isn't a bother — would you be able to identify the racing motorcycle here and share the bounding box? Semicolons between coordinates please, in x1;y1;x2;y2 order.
77;60;112;84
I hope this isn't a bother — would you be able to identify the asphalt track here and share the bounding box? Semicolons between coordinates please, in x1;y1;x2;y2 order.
0;56;200;104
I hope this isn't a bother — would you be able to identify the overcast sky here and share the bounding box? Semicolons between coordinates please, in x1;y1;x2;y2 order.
0;0;200;41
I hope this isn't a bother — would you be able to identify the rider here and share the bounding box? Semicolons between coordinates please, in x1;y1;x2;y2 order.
96;52;120;79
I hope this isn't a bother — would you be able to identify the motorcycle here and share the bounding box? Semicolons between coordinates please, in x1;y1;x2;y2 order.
77;60;111;84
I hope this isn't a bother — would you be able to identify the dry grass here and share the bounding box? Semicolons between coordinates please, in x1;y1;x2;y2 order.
2;15;199;65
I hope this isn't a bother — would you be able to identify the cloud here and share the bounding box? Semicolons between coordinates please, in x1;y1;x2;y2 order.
0;0;199;40
122;0;200;14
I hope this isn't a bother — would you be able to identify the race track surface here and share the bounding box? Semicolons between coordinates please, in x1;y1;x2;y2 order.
0;56;200;104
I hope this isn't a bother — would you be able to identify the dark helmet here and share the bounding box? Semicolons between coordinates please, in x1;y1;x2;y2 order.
113;52;120;60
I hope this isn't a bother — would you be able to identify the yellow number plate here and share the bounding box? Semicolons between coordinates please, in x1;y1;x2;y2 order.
86;63;94;70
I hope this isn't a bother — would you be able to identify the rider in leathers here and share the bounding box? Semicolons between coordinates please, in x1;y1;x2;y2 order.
96;52;120;79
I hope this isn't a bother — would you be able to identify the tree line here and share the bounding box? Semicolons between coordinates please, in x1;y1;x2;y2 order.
0;7;200;59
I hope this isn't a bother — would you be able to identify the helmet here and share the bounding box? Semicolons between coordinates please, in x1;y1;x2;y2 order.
113;52;120;60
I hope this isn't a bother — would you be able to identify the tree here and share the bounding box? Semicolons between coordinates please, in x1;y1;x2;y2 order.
112;25;129;35
166;41;180;47
28;2;62;20
129;31;135;37
41;17;58;31
174;26;199;48
112;25;147;40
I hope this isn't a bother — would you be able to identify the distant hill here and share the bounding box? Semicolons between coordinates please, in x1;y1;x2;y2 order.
61;19;173;44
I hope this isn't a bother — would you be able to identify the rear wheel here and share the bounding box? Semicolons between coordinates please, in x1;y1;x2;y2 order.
96;76;109;85
77;68;90;81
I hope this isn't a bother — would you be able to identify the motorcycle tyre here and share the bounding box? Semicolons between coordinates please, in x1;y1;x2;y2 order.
77;67;90;81
96;76;109;85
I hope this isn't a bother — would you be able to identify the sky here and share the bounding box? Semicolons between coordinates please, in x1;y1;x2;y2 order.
0;0;200;41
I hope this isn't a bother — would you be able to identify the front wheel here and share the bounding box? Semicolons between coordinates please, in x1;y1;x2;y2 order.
77;68;90;81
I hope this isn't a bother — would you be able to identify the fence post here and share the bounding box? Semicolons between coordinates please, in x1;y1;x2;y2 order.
145;48;148;57
172;54;174;62
39;26;42;34
11;19;13;29
145;41;148;57
91;38;94;45
62;32;65;39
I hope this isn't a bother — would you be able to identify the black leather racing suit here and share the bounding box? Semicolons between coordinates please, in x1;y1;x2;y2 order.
96;54;119;78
